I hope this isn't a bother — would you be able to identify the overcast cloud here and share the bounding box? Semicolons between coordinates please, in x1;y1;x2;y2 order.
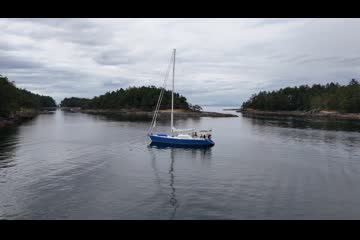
1;18;360;106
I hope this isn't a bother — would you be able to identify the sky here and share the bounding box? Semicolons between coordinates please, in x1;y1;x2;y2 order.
1;18;360;106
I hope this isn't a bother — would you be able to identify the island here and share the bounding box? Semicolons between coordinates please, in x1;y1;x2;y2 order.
0;75;57;128
60;86;238;119
239;79;360;121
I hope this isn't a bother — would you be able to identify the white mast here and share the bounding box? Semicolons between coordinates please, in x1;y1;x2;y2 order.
171;49;176;134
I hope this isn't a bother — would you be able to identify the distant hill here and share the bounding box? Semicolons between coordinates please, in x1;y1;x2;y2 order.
60;86;194;111
0;75;56;118
242;79;360;113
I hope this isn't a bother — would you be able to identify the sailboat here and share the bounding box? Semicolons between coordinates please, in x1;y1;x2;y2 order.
148;49;215;147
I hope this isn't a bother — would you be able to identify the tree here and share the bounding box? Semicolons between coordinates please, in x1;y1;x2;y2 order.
349;79;359;86
0;75;56;117
60;86;192;111
189;104;202;112
241;79;360;113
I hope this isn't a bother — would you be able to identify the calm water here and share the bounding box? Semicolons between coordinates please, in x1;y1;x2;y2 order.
1;107;360;219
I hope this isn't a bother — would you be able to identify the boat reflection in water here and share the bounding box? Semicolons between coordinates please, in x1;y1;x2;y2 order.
148;142;212;219
168;149;178;220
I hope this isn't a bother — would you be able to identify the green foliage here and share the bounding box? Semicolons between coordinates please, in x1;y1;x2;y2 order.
0;75;56;117
189;104;202;112
242;79;360;113
60;97;90;108
60;86;191;110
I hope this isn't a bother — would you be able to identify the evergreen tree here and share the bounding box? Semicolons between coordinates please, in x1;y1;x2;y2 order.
0;75;56;117
242;79;360;113
60;86;191;111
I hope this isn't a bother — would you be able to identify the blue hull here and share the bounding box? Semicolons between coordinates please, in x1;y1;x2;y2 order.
149;142;212;150
149;134;215;146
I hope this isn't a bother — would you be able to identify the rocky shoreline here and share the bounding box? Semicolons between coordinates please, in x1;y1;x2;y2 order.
0;110;38;128
239;108;360;121
0;108;56;128
62;108;238;118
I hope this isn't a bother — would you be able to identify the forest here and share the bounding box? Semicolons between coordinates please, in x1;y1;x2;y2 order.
242;79;360;113
0;75;57;117
60;97;90;108
60;86;196;111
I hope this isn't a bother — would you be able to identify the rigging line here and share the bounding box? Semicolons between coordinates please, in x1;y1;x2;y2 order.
153;50;175;128
153;53;173;121
149;52;174;134
151;56;172;131
149;64;169;133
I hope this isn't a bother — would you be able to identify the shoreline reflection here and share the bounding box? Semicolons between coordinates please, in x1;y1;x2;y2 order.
243;115;360;132
0;127;20;169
